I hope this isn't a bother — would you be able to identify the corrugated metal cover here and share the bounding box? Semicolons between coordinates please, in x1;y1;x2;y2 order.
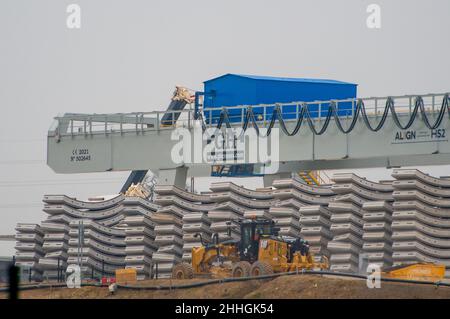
203;74;357;123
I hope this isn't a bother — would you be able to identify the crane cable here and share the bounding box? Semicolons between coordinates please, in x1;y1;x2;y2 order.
198;94;450;137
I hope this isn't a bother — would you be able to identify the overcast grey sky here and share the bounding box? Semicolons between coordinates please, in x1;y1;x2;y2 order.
0;0;449;255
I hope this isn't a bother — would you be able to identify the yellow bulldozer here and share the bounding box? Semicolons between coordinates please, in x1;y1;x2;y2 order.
172;218;329;279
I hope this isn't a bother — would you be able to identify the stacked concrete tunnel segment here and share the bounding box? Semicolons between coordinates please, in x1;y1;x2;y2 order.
362;201;394;268
327;173;394;273
119;197;159;280
182;212;211;263
391;169;450;277
37;195;129;279
14;168;450;281
67;220;126;277
15;224;44;281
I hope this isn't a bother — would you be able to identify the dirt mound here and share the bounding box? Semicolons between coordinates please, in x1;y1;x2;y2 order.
1;275;449;299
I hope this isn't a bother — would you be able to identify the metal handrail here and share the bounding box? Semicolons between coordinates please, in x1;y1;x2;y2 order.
50;92;450;137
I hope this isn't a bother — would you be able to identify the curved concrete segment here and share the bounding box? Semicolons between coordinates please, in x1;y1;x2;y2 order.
272;189;331;205
393;241;450;259
155;185;214;203
300;205;331;218
362;201;393;212
123;196;160;211
393;180;450;197
272;178;334;196
393;190;450;208
393;200;450;217
15;233;43;243
392;220;450;238
332;234;364;247
328;242;361;255
300;216;331;228
15;223;44;235
66;256;118;275
154;195;248;215
208;210;242;220
244;210;273;219
121;216;155;228
328;202;365;217
42;242;68;252
269;207;301;219
362;231;391;242
69;228;125;246
69;219;125;237
43;204;124;220
68;238;126;256
363;242;392;252
125;226;155;237
332;193;372;207
275;199;306;210
209;191;278;209
210;181;274;199
300;226;334;239
43;194;124;210
330;214;364;227
67;247;125;266
156;205;189;218
363;222;392;233
330;224;364;236
393;210;450;228
152;212;183;226
392;231;450;248
331;173;394;192
182;212;211;223
154;224;183;236
392;169;450;188
363;212;392;223
330;253;359;264
331;184;393;201
16;242;44;254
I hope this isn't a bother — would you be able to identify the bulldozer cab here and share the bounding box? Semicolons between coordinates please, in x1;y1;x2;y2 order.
237;219;278;263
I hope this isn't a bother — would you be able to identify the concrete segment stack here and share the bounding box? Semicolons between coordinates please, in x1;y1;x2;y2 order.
16;169;450;280
391;169;450;277
327;173;393;273
153;185;213;278
14;194;128;281
362;201;394;268
182;212;211;262
120;197;160;280
208;182;272;242
299;206;333;260
39;220;70;279
271;177;334;253
272;177;334;210
15;223;44;281
208;210;242;241
67;219;126;278
268;207;301;237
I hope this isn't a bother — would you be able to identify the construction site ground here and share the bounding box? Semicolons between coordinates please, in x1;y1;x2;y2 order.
1;274;450;299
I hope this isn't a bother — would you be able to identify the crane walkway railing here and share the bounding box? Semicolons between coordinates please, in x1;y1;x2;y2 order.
49;93;449;138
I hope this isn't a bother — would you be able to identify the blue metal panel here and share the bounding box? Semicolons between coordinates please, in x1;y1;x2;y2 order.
203;74;357;123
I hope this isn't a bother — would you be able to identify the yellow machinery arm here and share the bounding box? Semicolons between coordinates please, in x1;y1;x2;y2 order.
191;244;239;275
383;263;445;281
